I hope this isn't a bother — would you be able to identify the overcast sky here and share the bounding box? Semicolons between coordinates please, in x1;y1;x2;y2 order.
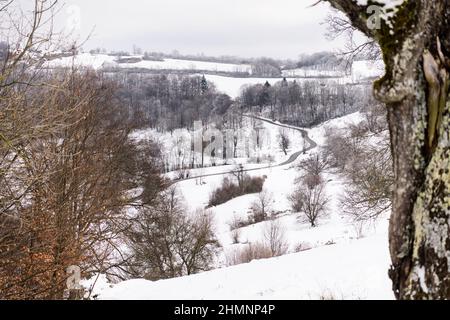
53;0;344;59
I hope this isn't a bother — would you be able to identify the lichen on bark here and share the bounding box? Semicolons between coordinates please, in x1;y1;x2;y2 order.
408;97;450;298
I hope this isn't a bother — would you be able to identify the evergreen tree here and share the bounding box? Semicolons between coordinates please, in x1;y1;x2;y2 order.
201;75;209;94
256;81;272;113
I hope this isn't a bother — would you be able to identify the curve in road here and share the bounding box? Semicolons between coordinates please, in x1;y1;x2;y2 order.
170;114;317;185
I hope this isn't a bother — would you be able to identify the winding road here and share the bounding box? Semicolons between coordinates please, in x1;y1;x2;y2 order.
170;115;318;184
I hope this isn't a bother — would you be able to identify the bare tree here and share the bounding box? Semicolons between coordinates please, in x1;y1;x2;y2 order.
289;174;329;227
324;10;381;64
264;220;288;257
230;164;245;188
278;129;290;156
251;190;273;223
125;187;219;280
341;118;393;224
297;154;329;178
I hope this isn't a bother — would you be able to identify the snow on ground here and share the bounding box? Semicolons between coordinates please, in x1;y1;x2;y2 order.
282;68;345;78
44;53;117;69
308;111;366;147
97;112;393;300
116;58;252;74
131;115;306;173
44;53;252;74
351;60;385;83
98;233;393;300
44;54;383;99
204;75;351;98
204;75;291;98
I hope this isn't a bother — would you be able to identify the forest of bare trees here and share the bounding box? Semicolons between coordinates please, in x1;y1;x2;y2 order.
239;78;375;127
112;73;233;131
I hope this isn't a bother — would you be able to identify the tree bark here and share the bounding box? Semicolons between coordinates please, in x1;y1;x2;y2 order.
324;0;450;299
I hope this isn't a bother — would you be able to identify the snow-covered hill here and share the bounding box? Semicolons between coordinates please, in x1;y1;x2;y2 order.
202;74;349;98
91;112;393;300
44;53;252;74
43;53;384;99
99;233;393;300
351;60;385;83
281;68;345;78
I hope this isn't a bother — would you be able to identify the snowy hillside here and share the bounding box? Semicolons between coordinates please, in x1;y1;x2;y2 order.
203;75;350;98
99;233;393;300
351;60;385;83
281;68;345;78
43;54;385;99
44;53;252;74
92;112;393;300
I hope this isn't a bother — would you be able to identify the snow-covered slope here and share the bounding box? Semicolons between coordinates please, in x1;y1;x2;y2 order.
99;233;393;300
282;68;345;78
351;60;385;83
44;53;252;74
203;75;349;98
95;112;393;300
44;53;384;99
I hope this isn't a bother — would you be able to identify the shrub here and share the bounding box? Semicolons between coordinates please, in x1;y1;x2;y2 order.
208;175;265;207
225;243;273;266
264;220;288;257
294;242;313;252
241;175;265;194
126;188;219;281
297;154;329;178
288;173;329;227
229;215;253;231
231;229;241;244
322;127;352;170
250;190;273;223
226;220;289;266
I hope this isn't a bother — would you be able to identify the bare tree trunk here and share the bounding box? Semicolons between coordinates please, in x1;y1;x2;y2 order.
325;0;450;299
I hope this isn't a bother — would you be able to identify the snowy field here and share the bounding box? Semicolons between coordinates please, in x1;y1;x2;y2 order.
99;233;393;300
44;53;252;74
44;54;383;99
94;112;393;300
203;74;350;98
282;68;345;78
351;60;385;83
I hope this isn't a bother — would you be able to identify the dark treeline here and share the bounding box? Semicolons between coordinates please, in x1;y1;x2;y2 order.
108;73;374;132
239;78;375;127
111;73;233;131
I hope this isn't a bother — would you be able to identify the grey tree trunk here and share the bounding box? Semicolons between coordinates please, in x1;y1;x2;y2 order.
325;0;450;299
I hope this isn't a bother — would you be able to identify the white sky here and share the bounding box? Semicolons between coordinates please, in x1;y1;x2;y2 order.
51;0;344;59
